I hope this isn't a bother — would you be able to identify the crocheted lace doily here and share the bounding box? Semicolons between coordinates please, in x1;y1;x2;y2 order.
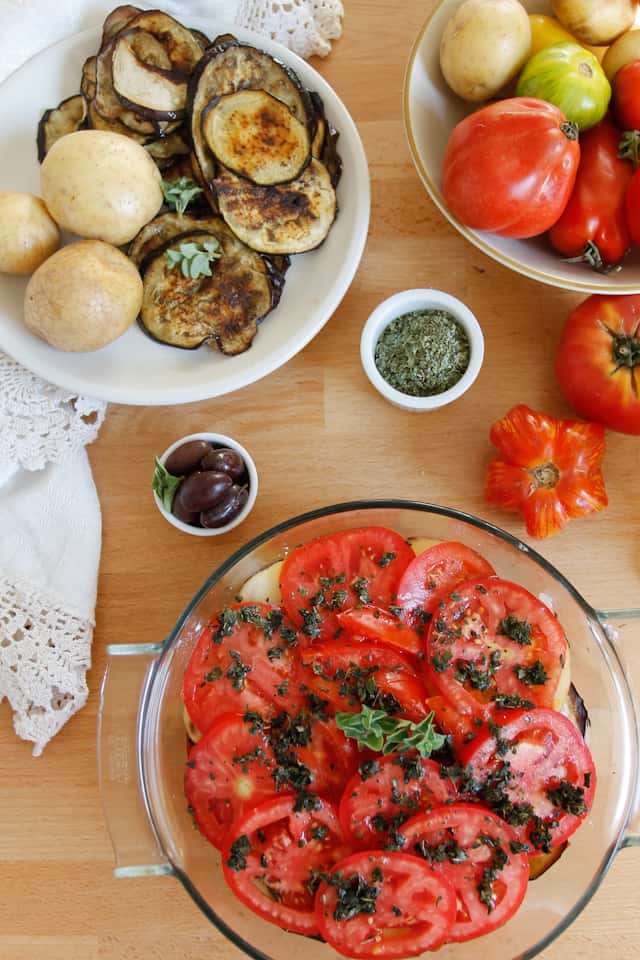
0;576;92;756
235;0;344;58
0;353;106;470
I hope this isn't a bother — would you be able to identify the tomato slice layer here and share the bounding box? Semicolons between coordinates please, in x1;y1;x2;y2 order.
337;605;423;656
297;639;429;723
397;541;495;629
182;602;301;734
184;712;277;848
222;794;349;935
280;526;415;642
399;802;530;943
339;754;457;848
460;707;596;852
315;850;456;958
425;578;568;717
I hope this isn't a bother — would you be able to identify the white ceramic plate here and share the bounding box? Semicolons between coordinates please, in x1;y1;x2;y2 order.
403;0;640;294
0;21;370;405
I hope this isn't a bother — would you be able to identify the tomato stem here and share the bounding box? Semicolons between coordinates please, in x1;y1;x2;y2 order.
618;130;640;169
530;462;560;489
611;332;640;370
563;241;623;274
560;121;579;142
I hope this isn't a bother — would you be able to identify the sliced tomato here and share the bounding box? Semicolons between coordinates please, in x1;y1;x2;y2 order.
295;716;359;800
184;712;277;848
222;794;349;935
297;640;429;723
425;578;568;718
279;526;415;642
182;602;302;734
399;802;530;943
427;695;484;752
461;707;596;852
339;754;456;848
396;542;495;630
315;849;456;958
337;605;423;655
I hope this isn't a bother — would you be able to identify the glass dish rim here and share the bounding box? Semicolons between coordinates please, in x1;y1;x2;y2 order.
139;498;640;960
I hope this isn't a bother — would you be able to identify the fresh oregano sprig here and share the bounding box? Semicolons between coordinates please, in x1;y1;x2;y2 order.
165;238;222;279
335;705;446;758
161;176;203;215
151;456;182;511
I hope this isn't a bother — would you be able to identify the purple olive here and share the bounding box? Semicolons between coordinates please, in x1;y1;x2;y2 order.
165;440;212;476
200;484;249;528
200;447;246;480
179;470;232;512
172;487;201;526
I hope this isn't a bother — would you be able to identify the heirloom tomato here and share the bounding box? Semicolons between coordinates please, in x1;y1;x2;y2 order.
515;42;610;131
556;293;640;434
442;97;580;238
613;59;640;131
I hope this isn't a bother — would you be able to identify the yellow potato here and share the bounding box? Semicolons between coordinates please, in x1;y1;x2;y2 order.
440;0;532;102
552;0;636;46
24;240;143;352
40;130;163;245
602;29;640;80
0;192;60;274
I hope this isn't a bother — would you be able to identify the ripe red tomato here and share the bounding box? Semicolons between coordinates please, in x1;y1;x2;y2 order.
556;293;640;434
337;605;423;655
399;803;530;942
425;578;568;717
461;708;597;852
222;794;348;935
315;850;456;957
280;526;415;642
396;541;495;629
442;97;580;238
184;712;277;848
613;59;640;131
181;602;302;734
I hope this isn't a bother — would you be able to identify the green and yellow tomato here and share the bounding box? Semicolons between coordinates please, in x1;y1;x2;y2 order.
516;41;611;130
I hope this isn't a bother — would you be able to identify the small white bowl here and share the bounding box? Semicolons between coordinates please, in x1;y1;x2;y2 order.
360;288;484;411
153;432;258;537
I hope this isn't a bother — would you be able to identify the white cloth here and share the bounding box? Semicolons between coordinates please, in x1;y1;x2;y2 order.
235;0;344;58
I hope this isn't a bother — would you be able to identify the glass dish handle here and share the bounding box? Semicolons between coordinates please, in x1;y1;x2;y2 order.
97;642;174;878
597;608;640;848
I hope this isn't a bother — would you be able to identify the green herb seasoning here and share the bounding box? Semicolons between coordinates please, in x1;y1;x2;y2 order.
374;309;470;397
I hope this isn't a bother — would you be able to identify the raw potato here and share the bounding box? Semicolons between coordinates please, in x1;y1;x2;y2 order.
24;240;143;352
40;129;163;245
551;0;637;46
0;193;60;274
440;0;532;102
602;29;640;80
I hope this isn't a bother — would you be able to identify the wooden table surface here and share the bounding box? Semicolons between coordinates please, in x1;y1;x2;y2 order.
1;2;639;957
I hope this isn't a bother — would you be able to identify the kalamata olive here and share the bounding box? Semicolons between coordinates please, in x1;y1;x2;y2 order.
200;447;246;480
179;470;232;512
200;484;249;528
165;440;212;476
171;486;200;526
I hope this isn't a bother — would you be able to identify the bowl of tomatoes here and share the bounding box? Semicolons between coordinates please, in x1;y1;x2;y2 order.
98;500;639;960
404;0;640;293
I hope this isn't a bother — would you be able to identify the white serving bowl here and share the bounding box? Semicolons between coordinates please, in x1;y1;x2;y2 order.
153;432;258;537
360;288;484;410
403;0;640;294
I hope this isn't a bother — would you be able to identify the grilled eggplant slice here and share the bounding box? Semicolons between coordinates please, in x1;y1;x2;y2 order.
202;90;310;186
215;158;336;254
188;38;311;198
37;94;87;162
140;227;274;353
86;97;149;143
190;28;211;51
81;56;97;101
145;130;190;168
308;90;342;187
100;4;141;50
112;29;188;119
117;10;204;73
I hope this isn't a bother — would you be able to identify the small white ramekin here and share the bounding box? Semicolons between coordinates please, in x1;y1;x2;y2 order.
153;432;258;537
360;289;484;411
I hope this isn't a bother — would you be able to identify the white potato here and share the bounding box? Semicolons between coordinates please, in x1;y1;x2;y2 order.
40;129;163;245
0;192;60;274
24;240;143;352
440;0;532;102
552;0;637;46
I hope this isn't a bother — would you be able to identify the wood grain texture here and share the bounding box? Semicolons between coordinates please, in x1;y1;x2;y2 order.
1;2;639;958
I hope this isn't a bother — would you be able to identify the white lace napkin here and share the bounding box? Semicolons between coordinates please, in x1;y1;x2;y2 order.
0;355;105;755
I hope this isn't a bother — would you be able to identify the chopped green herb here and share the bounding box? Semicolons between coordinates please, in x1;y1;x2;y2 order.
311;824;329;841
204;666;223;682
359;759;381;781
374;309;470;397
546;781;588;816
477;847;509;913
160;176;203;215
492;693;535;710
509;840;530;854
226;649;251;691
378;552;396;568
414;838;468;865
513;660;549;685
353;577;371;604
165;237;222;279
327;871;381;922
498;615;532;646
300;606;323;639
431;651;453;673
226;835;251;872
